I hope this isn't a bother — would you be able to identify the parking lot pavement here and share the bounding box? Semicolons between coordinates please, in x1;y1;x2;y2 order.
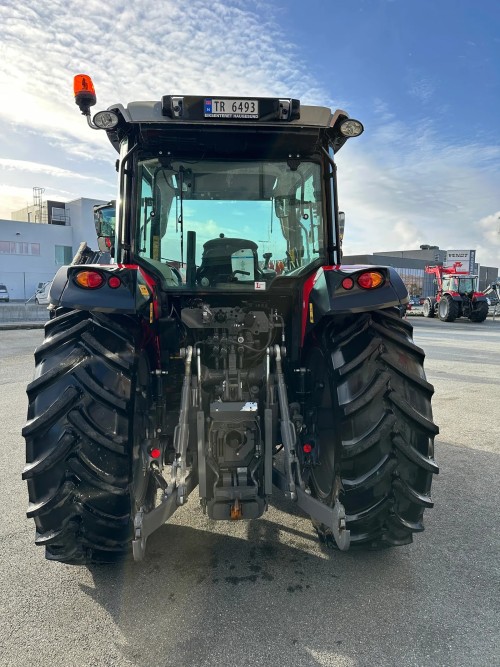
1;320;499;667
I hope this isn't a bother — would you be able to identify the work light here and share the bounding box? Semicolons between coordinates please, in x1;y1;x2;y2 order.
339;119;364;137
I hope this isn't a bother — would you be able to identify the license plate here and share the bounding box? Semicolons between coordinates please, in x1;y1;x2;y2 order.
204;98;259;119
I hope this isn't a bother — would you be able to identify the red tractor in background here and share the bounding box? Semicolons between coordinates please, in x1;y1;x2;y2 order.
423;262;489;322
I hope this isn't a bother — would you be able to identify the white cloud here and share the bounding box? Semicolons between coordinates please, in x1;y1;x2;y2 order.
0;0;334;134
339;108;500;267
479;211;500;240
0;158;107;183
476;211;500;265
0;0;338;219
0;156;114;216
0;0;499;270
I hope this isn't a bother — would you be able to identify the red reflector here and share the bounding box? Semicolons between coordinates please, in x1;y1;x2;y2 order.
303;443;313;454
357;271;384;289
341;277;354;290
108;276;121;288
150;448;161;459
74;270;104;289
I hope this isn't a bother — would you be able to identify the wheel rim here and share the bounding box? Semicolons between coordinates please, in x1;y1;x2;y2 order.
438;298;449;318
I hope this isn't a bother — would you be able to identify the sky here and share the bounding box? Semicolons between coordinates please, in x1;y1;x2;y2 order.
1;0;499;267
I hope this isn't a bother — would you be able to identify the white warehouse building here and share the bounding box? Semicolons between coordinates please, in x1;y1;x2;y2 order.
0;197;107;300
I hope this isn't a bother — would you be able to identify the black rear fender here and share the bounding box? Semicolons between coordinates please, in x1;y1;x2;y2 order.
302;265;408;342
442;292;463;302
48;264;158;317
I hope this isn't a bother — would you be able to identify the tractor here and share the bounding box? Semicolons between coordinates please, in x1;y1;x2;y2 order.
21;75;439;563
423;263;489;322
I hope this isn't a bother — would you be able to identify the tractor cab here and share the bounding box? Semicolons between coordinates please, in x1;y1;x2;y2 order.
441;274;477;296
72;75;365;296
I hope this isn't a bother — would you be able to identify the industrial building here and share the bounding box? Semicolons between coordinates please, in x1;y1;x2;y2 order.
0;195;107;300
343;245;498;297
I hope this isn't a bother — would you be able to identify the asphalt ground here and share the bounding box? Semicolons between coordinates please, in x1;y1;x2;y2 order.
0;319;499;667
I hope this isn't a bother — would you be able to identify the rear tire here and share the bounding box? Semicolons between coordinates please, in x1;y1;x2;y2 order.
438;294;459;322
304;309;439;549
22;310;155;563
469;301;488;322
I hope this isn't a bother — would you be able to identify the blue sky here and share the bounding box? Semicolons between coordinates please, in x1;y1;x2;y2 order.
0;0;499;265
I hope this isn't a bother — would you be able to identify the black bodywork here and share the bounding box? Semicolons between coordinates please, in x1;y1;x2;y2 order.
50;261;408;357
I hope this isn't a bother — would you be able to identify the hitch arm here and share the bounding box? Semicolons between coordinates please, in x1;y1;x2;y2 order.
272;345;304;499
271;344;350;550
272;468;350;550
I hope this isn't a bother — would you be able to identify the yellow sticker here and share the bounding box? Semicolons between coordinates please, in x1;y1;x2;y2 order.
150;302;154;323
139;284;149;298
309;303;314;323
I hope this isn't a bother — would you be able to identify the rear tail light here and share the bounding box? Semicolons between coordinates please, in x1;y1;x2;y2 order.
108;276;121;288
357;271;384;289
74;270;104;289
341;277;354;290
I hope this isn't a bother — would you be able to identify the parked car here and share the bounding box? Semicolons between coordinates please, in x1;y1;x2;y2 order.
35;281;52;305
0;284;9;302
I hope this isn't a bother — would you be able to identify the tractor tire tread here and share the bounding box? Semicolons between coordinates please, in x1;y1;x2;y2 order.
310;309;438;549
469;301;488;322
23;308;143;563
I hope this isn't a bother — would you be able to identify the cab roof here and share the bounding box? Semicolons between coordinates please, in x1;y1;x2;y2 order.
103;96;351;154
